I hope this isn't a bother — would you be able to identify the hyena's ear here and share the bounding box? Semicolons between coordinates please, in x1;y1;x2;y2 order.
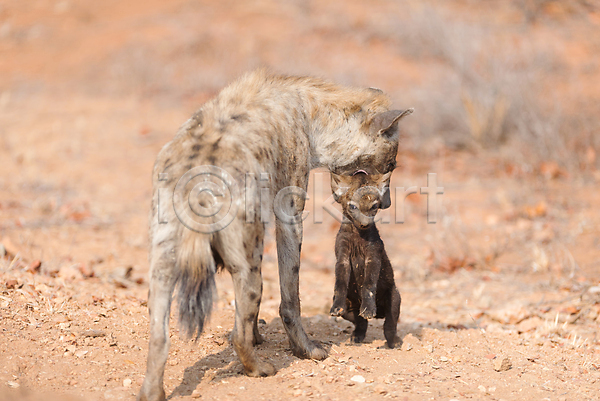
371;109;414;139
330;173;352;203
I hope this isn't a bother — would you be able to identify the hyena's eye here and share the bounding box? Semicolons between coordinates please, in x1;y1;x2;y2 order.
370;204;378;212
349;204;358;210
386;162;396;172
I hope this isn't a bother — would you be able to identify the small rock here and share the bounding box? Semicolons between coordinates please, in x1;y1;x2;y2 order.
77;263;95;278
494;356;512;372
58;322;71;330
7;381;19;388
81;329;105;338
401;333;419;351
350;375;365;383
191;388;202;398
1;236;19;257
517;317;543;333
74;350;88;358
426;344;434;353
107;333;118;346
27;260;41;273
478;385;486;392
58;264;84;281
123;378;132;388
5;279;18;289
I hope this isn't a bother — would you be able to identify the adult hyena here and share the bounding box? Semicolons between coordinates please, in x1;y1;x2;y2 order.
138;69;412;401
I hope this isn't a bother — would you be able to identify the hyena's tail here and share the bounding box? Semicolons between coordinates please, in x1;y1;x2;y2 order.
175;228;216;339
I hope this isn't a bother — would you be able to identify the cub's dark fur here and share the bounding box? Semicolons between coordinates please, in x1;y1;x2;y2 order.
329;172;401;348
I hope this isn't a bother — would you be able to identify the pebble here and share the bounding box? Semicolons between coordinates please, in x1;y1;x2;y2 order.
123;378;132;388
81;329;105;338
494;356;512;372
74;350;88;358
350;375;365;383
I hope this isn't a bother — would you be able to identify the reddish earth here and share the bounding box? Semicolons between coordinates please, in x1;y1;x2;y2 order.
1;1;599;400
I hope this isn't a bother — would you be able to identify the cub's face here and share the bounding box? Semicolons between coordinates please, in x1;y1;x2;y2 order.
330;172;391;230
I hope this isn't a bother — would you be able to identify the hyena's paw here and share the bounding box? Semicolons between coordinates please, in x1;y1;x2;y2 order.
137;383;166;401
244;361;276;378
329;304;345;317
385;336;401;349
253;332;264;345
351;332;366;343
358;301;376;319
306;342;328;360
292;340;328;360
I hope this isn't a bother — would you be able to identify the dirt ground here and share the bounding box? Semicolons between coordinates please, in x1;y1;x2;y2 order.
1;1;600;400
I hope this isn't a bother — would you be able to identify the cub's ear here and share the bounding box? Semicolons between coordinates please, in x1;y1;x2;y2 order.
375;172;393;209
380;187;391;209
371;108;413;139
330;173;352;203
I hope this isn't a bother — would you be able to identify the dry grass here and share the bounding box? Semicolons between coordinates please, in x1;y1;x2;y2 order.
361;2;599;171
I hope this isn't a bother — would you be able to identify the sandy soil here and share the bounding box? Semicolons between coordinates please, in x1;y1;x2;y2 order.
1;1;599;400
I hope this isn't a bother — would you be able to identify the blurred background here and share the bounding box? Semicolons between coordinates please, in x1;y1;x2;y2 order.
1;1;600;398
2;0;599;274
3;0;599;162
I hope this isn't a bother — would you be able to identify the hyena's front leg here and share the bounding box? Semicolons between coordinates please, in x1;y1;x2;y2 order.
138;254;176;401
276;221;328;360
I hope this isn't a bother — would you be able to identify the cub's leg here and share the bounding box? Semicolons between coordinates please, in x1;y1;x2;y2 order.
347;311;368;343
359;258;382;319
383;286;401;348
330;245;351;316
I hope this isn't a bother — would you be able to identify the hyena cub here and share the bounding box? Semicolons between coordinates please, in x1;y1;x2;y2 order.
329;172;401;348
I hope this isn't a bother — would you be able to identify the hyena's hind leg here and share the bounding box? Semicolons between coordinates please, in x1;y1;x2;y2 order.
217;222;275;377
250;231;265;346
383;287;401;348
138;251;177;401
